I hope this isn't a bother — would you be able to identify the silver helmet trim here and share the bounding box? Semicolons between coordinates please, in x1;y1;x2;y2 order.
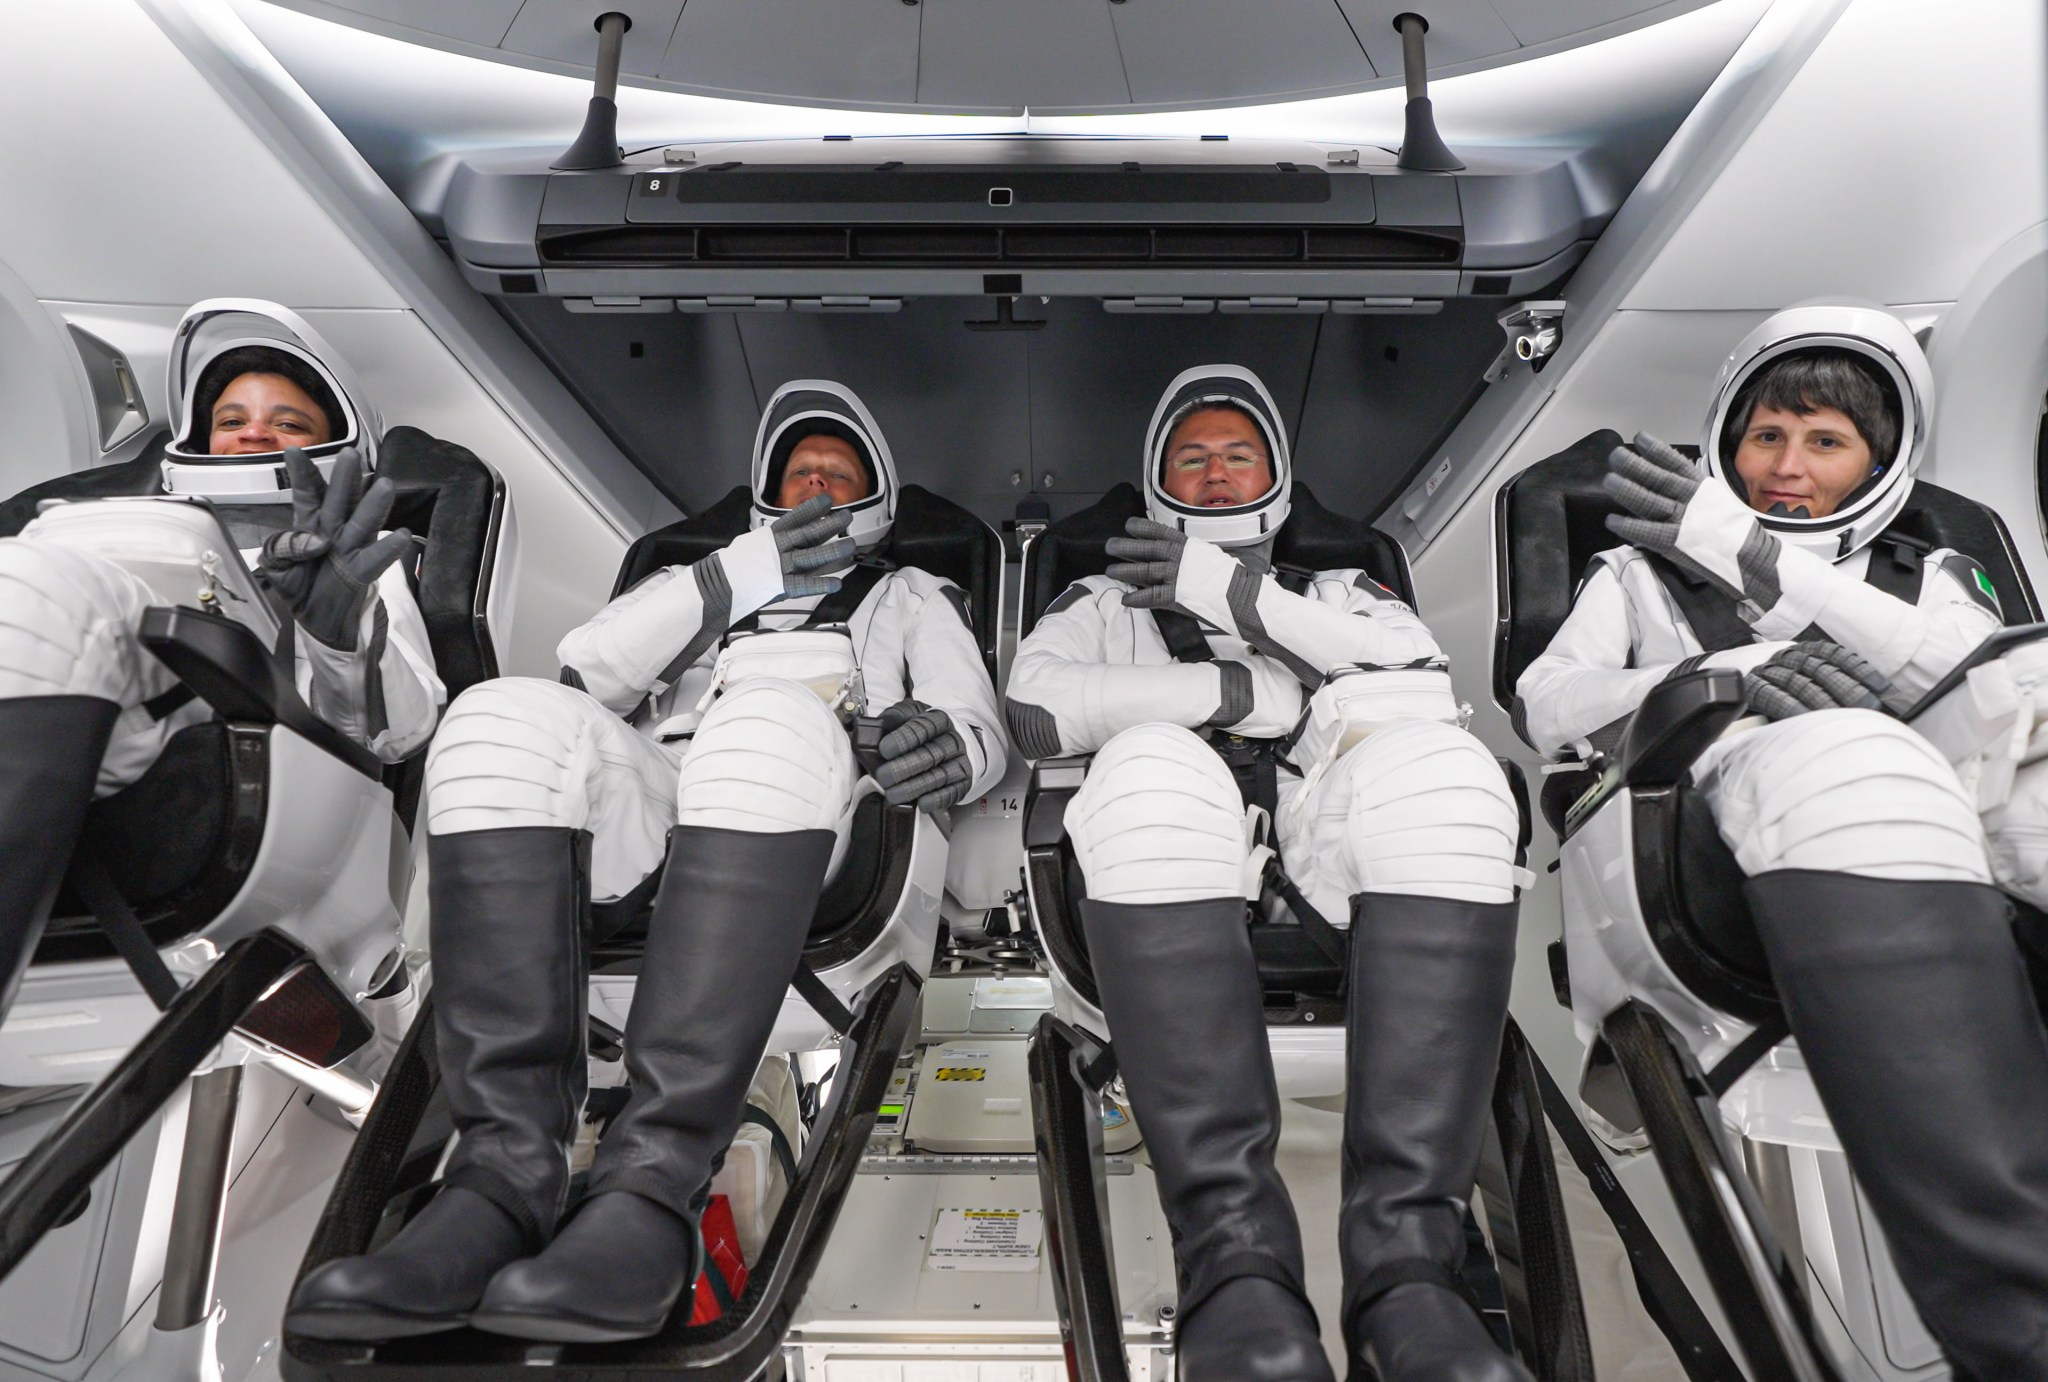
160;299;380;504
749;379;898;553
1701;301;1930;561
1141;364;1292;548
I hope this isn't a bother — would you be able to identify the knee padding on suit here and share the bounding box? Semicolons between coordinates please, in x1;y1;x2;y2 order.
0;540;156;704
676;678;854;837
426;678;622;835
1065;723;1247;905
1706;710;1989;882
1302;720;1521;906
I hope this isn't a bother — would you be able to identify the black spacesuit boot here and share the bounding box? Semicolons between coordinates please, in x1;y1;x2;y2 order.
0;696;117;1018
1083;897;1335;1382
1749;871;2048;1382
1341;893;1531;1382
470;824;836;1343
287;827;590;1339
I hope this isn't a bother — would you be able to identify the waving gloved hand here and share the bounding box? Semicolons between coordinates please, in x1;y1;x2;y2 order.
1105;516;1249;622
1603;432;1788;614
258;447;414;650
874;699;974;813
1742;641;1895;721
771;495;857;598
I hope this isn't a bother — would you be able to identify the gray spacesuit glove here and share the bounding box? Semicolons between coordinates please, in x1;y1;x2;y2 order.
772;494;857;597
258;446;413;651
1104;516;1248;619
1603;431;1786;613
1742;641;1896;721
874;699;974;813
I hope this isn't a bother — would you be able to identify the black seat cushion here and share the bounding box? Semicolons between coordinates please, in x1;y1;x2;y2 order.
1022;481;1418;635
1494;429;2043;710
613;483;1001;676
375;427;504;700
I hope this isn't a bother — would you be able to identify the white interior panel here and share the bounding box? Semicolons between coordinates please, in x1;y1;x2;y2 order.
0;1;402;310
319;0;521;46
501;0;684;79
1107;0;1379;105
1338;0;1519;75
661;0;924;107
1623;0;2048;310
915;0;1131;111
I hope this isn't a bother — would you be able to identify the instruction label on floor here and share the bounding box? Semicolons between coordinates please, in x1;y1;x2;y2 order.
926;1207;1043;1272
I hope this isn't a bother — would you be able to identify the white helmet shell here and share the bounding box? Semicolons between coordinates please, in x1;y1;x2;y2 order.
750;380;898;553
1142;364;1292;548
1702;300;1930;561
161;299;380;505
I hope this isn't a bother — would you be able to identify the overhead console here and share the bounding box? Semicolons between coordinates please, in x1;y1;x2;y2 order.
427;138;1596;313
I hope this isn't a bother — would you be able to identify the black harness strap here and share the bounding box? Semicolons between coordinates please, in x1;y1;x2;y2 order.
1150;608;1214;663
790;959;855;1036
1645;530;1926;654
66;851;181;1010
731;559;891;635
739;1102;801;1186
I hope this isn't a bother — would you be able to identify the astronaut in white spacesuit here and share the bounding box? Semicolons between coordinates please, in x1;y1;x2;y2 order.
0;298;440;1012
1007;366;1529;1382
1516;302;2048;1379
288;380;1004;1344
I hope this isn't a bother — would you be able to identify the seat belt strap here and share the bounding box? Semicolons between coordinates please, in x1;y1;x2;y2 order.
789;959;855;1036
66;850;181;1010
1149;608;1215;663
1264;866;1350;971
739;1103;800;1186
1643;555;1754;654
732;559;891;635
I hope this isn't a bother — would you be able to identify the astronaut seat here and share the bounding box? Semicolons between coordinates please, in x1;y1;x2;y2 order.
582;479;1002;1051
1496;428;2044;1379
0;425;503;1091
1016;480;1594;1378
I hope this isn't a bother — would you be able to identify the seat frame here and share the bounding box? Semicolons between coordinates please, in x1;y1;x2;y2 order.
1499;431;2048;1381
1012;483;1591;1380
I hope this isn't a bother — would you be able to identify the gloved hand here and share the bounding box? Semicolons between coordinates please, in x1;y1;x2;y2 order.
874;699;974;813
258;447;414;650
1742;641;1895;721
1105;516;1248;620
771;495;856;598
1603;432;1786;614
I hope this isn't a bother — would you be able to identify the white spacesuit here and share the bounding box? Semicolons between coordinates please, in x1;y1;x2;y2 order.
1007;366;1528;1382
289;380;1003;1345
1515;303;2048;1379
0;299;440;1014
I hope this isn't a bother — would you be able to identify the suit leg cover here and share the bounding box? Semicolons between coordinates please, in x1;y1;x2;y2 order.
1082;897;1331;1379
1342;892;1530;1382
287;826;589;1338
1749;871;2048;1378
472;824;835;1341
0;697;117;1015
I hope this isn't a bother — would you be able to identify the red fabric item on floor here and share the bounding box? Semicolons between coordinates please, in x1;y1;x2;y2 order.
686;1193;750;1325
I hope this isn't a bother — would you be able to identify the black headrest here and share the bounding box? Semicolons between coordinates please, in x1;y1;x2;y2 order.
1493;430;2043;708
613;483;1002;675
1022;481;1416;635
374;427;505;699
0;427;505;700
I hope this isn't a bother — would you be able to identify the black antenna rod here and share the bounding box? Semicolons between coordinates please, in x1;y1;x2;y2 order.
1392;13;1463;172
554;12;632;171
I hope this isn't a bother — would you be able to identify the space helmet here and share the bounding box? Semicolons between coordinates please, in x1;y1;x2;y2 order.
1702;300;1930;560
160;299;380;504
1141;365;1292;548
749;379;897;552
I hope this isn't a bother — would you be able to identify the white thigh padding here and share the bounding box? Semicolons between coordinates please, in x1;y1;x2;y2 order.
1696;710;1989;882
424;677;682;899
1065;723;1247;905
676;677;856;841
1283;719;1522;911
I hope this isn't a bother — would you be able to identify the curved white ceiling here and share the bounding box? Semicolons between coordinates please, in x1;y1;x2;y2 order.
248;0;1723;115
